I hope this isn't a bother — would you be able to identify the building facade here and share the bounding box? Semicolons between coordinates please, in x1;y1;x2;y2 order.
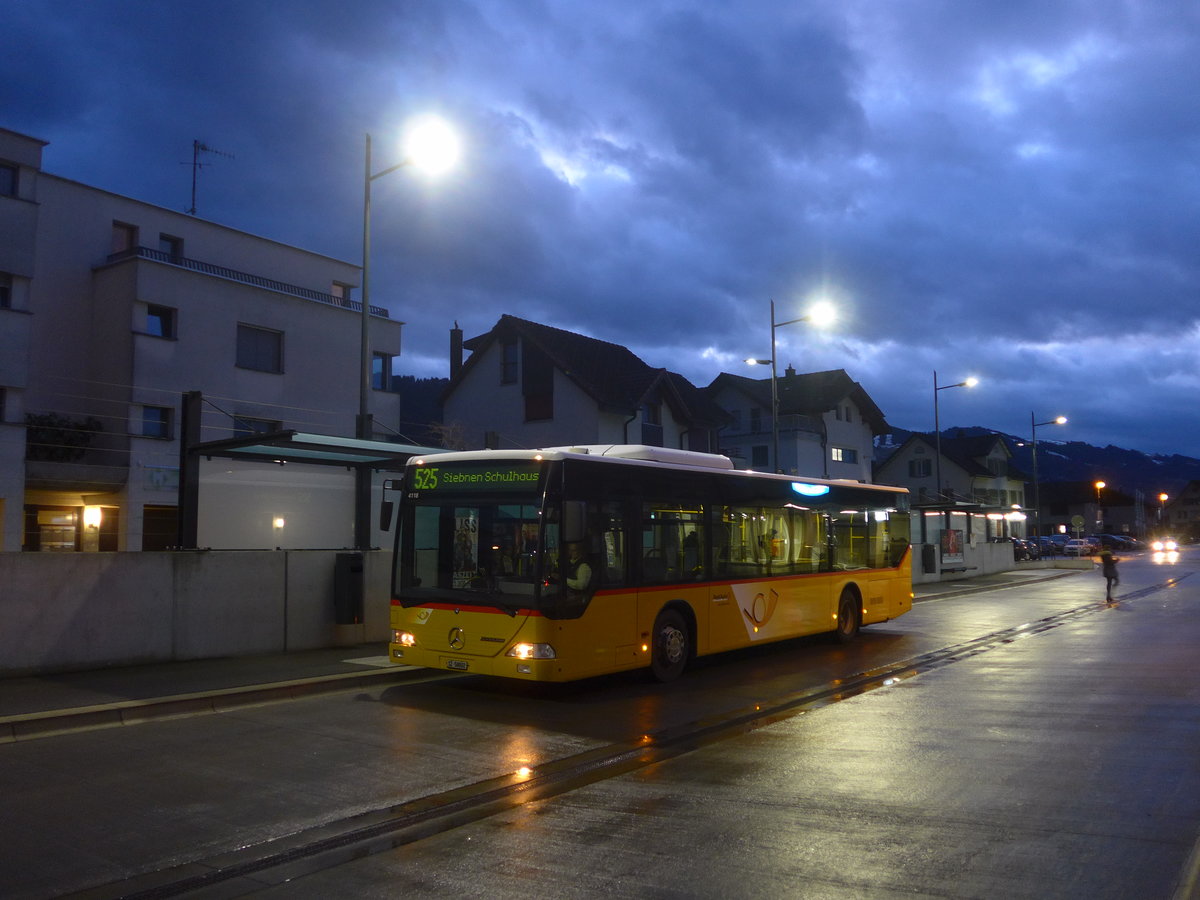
706;368;886;481
0;127;402;551
442;315;729;453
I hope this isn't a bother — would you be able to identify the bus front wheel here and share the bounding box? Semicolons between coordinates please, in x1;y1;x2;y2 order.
650;608;690;682
835;591;861;643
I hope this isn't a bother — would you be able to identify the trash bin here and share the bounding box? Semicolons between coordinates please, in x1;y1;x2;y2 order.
333;552;364;624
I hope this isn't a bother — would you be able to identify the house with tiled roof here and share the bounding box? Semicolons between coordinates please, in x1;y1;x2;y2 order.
442;315;730;452
705;366;888;481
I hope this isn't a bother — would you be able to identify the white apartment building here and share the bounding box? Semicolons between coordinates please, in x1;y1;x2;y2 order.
706;368;886;481
0;127;403;551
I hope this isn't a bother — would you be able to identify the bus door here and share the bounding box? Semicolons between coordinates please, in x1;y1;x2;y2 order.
637;501;712;652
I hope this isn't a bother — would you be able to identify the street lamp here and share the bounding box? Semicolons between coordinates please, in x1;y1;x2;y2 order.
745;298;836;472
357;115;459;549
1094;480;1106;531
1158;492;1169;532
359;115;461;441
1029;413;1067;537
932;371;979;500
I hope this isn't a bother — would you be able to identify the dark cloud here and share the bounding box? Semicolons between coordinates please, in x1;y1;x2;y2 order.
6;0;1198;455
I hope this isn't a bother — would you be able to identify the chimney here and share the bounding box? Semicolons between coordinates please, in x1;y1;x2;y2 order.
450;321;463;379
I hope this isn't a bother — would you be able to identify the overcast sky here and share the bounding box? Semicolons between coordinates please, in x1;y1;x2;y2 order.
5;1;1198;456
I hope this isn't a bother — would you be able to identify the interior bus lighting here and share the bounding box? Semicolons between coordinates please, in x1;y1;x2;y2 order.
506;642;556;660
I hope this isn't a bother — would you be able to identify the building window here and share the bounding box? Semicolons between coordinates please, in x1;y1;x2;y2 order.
372;352;393;390
641;402;664;446
832;447;858;464
0;272;11;309
141;406;173;439
233;416;281;437
751;445;769;468
146;304;176;338
236;324;283;373
111;221;138;255
908;458;932;478
0;163;16;197
522;342;553;421
158;234;183;260
500;339;518;384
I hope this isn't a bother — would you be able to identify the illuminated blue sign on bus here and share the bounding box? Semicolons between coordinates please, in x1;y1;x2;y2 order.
791;482;831;498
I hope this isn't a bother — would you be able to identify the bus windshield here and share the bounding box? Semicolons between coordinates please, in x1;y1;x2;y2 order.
399;458;556;612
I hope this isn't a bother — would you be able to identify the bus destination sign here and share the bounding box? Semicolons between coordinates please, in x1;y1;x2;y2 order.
410;462;542;493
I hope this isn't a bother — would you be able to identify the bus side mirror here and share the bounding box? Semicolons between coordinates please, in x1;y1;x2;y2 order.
563;501;587;544
379;500;394;532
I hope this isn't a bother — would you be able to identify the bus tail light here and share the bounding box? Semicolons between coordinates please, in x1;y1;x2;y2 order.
506;642;556;660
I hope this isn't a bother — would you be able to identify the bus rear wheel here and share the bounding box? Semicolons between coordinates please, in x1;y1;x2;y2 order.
835;591;861;643
650;608;689;682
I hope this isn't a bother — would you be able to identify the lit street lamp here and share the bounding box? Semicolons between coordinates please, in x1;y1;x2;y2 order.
745;298;836;472
356;115;459;548
360;115;461;441
1094;480;1106;531
1158;492;1169;532
1029;413;1067;537
932;372;979;500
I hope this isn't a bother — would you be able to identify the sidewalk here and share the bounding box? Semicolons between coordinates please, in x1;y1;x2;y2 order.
1;568;1082;743
0;643;413;742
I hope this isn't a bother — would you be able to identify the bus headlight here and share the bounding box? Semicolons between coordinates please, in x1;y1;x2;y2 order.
392;630;416;647
506;642;556;659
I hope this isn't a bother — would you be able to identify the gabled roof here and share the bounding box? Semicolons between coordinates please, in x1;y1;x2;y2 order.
451;315;729;426
878;432;1028;481
706;368;890;435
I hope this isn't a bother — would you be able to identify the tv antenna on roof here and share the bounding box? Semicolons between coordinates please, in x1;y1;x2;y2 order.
185;140;234;215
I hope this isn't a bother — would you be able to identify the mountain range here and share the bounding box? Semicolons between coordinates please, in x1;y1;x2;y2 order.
876;426;1200;498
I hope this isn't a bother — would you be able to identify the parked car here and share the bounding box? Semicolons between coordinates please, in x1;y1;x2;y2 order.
1035;536;1062;556
992;536;1038;561
1042;535;1069;555
1064;538;1097;557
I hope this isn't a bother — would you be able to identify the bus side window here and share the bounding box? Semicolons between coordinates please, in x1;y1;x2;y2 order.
599;501;628;588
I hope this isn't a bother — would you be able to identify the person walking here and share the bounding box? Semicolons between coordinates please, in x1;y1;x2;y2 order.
1099;547;1120;601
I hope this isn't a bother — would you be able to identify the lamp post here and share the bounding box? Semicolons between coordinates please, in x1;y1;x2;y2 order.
359;116;460;441
1029;413;1067;537
1158;492;1169;533
356;116;459;549
1094;480;1106;531
932;371;979;501
745;298;835;473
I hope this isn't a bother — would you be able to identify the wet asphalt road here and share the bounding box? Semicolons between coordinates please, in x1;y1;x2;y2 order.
3;551;1198;899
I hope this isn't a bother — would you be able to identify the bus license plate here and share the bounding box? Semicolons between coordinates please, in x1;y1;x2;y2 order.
446;659;469;671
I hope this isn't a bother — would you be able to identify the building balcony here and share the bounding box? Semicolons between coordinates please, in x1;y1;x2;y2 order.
104;247;390;318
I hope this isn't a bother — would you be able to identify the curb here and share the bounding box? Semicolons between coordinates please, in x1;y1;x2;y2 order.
0;665;421;744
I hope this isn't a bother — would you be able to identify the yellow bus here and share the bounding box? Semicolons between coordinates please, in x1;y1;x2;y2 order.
388;445;911;682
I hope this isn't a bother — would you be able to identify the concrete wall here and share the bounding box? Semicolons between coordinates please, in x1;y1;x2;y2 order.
911;540;1093;584
0;549;393;675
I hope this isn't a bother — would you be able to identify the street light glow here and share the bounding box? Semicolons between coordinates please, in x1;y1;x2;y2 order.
404;114;461;175
806;299;837;329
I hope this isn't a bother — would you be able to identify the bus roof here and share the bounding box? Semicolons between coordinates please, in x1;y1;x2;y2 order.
409;444;909;495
